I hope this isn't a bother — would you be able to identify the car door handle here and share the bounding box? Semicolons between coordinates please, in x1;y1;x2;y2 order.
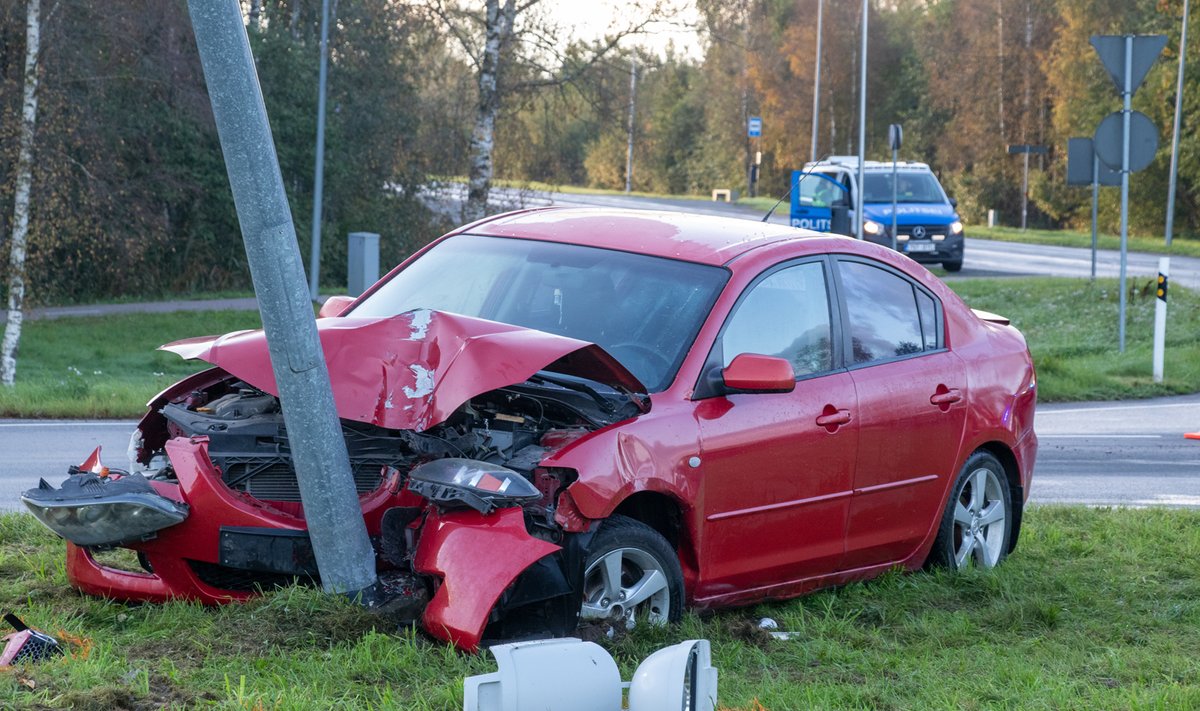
816;409;851;428
929;388;963;406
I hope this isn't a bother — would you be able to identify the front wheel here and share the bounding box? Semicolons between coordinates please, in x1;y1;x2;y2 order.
579;515;683;629
942;258;963;273
927;451;1012;570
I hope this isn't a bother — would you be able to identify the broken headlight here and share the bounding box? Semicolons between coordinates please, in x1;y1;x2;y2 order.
407;458;540;515
21;472;189;547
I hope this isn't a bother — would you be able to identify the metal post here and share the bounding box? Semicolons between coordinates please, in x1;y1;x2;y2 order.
1153;257;1169;383
625;57;636;194
187;0;378;601
810;0;824;162
890;148;898;251
1165;0;1189;247
1119;35;1132;353
307;0;332;301
1020;151;1030;231
855;0;868;241
1091;154;1099;281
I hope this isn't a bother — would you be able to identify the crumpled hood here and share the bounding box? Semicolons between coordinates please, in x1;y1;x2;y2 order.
863;202;957;226
160;309;646;431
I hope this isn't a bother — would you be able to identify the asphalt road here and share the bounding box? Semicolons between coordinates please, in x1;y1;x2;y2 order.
3;396;1197;512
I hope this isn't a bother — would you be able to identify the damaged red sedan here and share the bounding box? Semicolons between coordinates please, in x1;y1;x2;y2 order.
23;208;1037;651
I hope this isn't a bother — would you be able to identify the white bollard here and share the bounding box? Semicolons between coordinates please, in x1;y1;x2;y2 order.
1153;257;1169;383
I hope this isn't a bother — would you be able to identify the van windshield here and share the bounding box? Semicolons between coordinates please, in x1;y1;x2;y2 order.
863;172;946;204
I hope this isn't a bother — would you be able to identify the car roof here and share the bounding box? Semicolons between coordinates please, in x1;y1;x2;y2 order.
460;207;821;266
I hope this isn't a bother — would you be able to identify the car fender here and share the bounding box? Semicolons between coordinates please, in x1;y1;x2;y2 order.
413;507;559;651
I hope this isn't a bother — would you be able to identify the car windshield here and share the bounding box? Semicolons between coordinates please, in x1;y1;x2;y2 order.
863;172;946;204
350;234;729;392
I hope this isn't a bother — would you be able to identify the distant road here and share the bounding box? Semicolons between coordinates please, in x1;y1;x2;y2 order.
424;184;1200;289
3;397;1198;512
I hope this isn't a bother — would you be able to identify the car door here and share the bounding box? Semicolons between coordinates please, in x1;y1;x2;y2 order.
833;257;968;569
693;259;858;595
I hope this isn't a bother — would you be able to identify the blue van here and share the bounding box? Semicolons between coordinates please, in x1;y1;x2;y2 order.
789;157;964;272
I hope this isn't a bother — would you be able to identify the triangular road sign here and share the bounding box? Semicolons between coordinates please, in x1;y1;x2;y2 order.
1090;35;1168;95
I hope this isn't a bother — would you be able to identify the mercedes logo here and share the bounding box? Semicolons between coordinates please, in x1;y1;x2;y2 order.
911;226;926;239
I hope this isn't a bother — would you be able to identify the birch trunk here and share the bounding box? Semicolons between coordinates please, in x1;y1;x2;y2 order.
463;0;514;223
1;0;42;386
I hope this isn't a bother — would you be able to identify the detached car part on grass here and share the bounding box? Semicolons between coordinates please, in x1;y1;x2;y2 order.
24;208;1037;652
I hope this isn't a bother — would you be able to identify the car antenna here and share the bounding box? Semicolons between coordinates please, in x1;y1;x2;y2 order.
762;155;832;223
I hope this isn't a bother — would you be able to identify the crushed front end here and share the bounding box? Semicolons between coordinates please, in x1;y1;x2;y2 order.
22;310;648;650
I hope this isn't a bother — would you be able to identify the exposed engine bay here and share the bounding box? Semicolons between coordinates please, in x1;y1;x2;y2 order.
134;371;638;517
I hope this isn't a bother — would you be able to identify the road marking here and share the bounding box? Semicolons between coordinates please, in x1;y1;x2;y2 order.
1037;434;1162;439
1041;402;1200;415
0;421;135;428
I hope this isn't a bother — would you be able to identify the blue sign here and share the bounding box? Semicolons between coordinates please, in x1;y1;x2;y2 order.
789;170;847;231
748;116;762;137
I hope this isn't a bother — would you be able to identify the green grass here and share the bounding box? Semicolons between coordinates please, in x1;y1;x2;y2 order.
0;311;262;418
2;507;1198;709
947;277;1200;402
969;225;1200;259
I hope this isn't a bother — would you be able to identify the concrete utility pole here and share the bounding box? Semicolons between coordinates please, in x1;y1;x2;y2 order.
855;0;868;241
187;0;378;602
1165;0;1189;247
810;0;824;163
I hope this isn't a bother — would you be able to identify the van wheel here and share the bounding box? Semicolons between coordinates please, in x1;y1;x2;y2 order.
942;259;963;272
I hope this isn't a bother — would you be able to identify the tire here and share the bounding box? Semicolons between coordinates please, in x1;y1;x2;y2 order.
579;515;683;628
942;258;963;273
927;451;1012;570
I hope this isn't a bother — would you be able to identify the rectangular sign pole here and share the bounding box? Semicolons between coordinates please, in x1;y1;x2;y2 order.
1118;35;1132;353
1092;154;1099;281
1154;257;1169;383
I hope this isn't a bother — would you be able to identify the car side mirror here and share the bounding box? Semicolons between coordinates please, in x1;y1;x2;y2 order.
722;354;795;393
317;295;355;318
948;197;958;209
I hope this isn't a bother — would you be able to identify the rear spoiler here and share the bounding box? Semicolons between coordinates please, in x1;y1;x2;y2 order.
971;309;1010;326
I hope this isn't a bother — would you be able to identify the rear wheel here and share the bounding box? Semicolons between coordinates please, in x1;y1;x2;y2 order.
927;451;1012;570
579;515;683;629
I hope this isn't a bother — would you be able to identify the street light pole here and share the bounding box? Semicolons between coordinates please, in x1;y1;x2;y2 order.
307;0;332;301
810;0;824;163
855;0;868;241
1165;0;1189;247
625;56;637;194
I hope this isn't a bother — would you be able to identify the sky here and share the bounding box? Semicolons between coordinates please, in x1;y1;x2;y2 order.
543;0;704;60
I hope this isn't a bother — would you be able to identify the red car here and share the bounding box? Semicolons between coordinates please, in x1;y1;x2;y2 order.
24;208;1037;650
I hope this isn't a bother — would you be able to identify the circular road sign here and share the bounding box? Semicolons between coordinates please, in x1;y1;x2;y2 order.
1093;111;1159;173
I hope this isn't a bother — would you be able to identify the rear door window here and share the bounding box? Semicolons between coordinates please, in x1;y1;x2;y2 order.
837;259;941;364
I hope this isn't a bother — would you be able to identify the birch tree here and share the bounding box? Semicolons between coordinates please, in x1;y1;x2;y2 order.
427;0;668;222
1;0;41;386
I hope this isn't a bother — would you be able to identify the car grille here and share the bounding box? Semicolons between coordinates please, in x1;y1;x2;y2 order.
218;457;386;502
899;224;949;239
188;559;318;592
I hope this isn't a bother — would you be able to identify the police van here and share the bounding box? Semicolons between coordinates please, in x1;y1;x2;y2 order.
789;156;964;272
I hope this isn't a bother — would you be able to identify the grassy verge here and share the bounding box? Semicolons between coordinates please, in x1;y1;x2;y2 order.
0;276;1195;418
949;277;1200;402
968;225;1200;258
2;506;1197;709
0;311;262;419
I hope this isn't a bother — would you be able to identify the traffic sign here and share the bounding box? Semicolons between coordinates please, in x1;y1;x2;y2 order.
1090;35;1168;96
1094;110;1159;172
748;116;762;137
887;124;903;151
1066;137;1121;186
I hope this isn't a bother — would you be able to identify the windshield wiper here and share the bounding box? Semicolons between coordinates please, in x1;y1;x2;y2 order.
527;372;618;414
